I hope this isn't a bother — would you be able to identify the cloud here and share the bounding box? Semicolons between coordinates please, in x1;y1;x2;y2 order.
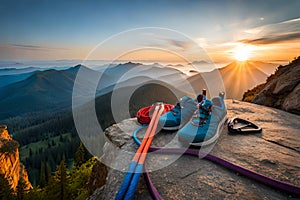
163;38;195;50
9;44;69;51
240;17;300;45
11;44;44;49
240;32;300;44
280;18;300;24
144;35;196;51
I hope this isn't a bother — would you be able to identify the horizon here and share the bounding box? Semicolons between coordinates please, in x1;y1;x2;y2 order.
0;58;290;76
0;0;300;63
0;58;290;72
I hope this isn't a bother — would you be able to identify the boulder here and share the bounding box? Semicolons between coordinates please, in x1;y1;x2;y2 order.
283;84;300;115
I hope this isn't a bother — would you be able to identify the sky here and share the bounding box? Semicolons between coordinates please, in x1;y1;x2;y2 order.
0;0;300;63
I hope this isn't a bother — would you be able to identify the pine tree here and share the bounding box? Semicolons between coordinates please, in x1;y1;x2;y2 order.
23;187;43;200
29;148;33;157
45;161;52;184
0;173;15;200
74;142;85;168
59;135;63;143
43;159;70;200
39;162;46;188
55;159;70;200
43;172;57;200
16;169;27;200
16;178;27;200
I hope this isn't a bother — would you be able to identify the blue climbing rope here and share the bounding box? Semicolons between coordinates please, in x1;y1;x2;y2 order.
116;104;164;200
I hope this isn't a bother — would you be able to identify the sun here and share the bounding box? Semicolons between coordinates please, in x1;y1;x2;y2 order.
234;51;249;61
233;45;253;61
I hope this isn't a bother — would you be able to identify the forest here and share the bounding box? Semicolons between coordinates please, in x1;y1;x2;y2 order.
0;142;96;200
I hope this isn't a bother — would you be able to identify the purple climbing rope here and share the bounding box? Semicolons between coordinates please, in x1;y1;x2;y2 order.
133;125;300;199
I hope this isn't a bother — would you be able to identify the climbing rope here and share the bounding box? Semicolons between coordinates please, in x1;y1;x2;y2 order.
115;104;165;200
133;125;300;199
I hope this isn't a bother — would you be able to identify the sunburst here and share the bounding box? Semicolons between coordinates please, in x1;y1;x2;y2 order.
233;45;253;61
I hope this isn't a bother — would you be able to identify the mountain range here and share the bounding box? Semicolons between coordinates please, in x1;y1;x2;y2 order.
0;63;186;119
0;67;41;75
0;71;40;88
0;60;277;120
0;68;78;119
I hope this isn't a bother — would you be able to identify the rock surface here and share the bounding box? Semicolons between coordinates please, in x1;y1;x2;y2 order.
243;56;300;115
0;126;32;192
89;100;300;200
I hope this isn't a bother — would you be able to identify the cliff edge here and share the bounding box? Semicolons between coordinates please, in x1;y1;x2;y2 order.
0;125;32;192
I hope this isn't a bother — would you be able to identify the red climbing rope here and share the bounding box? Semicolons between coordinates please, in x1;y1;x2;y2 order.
137;104;173;124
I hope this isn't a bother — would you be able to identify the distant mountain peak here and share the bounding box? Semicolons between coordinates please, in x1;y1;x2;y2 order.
74;64;85;68
71;64;88;69
165;64;185;68
123;61;142;66
66;64;91;72
153;62;163;66
188;60;210;65
111;62;143;70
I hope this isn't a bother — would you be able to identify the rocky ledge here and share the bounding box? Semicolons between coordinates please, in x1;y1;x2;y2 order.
243;56;300;115
89;100;300;200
